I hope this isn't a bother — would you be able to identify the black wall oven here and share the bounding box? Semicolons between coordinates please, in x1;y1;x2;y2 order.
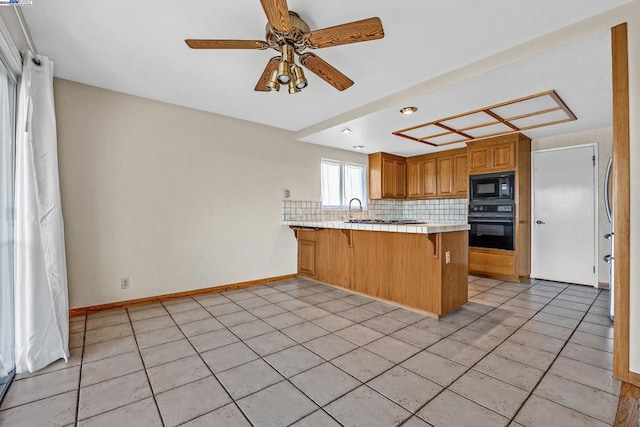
469;172;515;203
468;204;515;251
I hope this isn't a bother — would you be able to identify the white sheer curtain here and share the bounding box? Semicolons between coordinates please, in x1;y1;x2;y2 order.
0;59;16;378
14;51;69;373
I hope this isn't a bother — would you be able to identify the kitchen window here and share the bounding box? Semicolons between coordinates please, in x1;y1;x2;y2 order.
321;159;367;208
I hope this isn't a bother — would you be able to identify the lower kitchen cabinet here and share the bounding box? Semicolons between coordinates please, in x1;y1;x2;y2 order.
291;227;468;317
297;240;315;276
468;248;517;281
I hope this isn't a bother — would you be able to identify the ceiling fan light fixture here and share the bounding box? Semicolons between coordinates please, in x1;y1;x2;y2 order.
267;69;280;91
288;79;300;94
292;65;308;89
277;61;292;84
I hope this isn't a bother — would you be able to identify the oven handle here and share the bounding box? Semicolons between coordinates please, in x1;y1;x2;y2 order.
469;219;514;224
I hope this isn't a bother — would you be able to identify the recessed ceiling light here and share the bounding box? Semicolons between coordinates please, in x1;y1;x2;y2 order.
341;127;353;134
353;145;365;150
400;106;418;115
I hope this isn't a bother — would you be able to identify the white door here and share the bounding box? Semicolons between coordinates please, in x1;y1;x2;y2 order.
531;145;597;286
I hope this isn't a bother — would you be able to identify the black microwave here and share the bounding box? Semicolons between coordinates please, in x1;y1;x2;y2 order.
469;172;515;202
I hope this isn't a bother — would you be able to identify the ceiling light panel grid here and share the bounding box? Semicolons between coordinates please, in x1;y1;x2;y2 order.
392;90;576;147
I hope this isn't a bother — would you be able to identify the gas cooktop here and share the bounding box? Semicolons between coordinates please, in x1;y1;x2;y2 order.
344;219;425;225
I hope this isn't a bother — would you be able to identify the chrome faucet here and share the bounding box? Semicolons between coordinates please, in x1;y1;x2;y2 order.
348;198;363;219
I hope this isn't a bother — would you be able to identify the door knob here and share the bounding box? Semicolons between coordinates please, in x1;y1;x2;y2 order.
536;220;545;224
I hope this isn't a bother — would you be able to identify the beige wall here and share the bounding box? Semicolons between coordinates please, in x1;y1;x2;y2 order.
54;78;366;308
532;127;613;284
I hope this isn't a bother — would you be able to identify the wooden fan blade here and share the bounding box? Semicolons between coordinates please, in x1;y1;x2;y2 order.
299;53;354;91
260;0;292;33
254;57;281;92
185;39;268;50
307;17;384;49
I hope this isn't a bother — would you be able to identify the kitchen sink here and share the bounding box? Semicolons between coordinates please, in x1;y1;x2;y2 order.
345;219;426;225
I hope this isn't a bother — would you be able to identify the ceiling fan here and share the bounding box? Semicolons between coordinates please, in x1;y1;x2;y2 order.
185;0;384;94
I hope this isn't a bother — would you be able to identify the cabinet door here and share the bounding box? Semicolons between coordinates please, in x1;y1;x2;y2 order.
382;158;396;198
395;161;407;198
437;156;453;196
423;159;437;198
298;240;315;276
407;161;422;198
453;154;468;196
468;147;491;173
492;142;516;169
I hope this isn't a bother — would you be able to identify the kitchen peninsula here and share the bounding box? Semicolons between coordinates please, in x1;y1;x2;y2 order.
285;220;469;318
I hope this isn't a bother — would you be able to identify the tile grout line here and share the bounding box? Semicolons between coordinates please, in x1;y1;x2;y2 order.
187;291;356;426
235;279;476;424
508;287;615;425
170;278;531;425
401;277;607;423
123;308;166;427
162;301;256;427
9;276;608;426
0;316;91;418
396;277;549;425
123;278;529;424
432;278;612;426
74;314;88;426
178;283;414;426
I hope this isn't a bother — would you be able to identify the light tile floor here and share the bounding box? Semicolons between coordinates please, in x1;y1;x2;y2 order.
0;276;619;426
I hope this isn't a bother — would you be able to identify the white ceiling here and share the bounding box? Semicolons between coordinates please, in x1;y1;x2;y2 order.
22;0;630;152
301;30;613;156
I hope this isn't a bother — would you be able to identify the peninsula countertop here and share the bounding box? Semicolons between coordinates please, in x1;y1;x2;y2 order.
282;220;469;234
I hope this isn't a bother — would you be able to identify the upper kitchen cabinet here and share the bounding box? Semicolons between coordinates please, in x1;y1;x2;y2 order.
369;152;406;199
406;148;467;199
407;157;437;198
467;134;519;174
453;152;468;196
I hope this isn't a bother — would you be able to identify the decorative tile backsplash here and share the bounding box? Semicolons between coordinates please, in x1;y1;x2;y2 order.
281;198;467;223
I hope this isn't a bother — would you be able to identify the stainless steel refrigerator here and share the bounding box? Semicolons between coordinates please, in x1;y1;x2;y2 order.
604;157;614;321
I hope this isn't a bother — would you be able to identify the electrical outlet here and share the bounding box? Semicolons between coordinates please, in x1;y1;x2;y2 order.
121;278;130;290
445;251;451;264
283;189;291;198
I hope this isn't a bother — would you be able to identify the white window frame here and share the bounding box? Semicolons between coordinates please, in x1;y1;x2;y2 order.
321;159;367;209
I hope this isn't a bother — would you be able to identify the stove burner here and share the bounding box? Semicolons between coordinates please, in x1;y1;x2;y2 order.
345;219;425;225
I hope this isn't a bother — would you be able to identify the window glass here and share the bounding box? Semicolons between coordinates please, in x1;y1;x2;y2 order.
0;59;16;392
321;159;367;208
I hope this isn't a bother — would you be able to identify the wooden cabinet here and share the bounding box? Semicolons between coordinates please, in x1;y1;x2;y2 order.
293;228;317;277
298;240;315;276
468;133;531;282
423;158;438;197
407;158;436;198
453;153;468;196
467;135;517;174
437;156;453;196
291;227;469;317
369;153;406;199
407;160;422;198
396;161;407;198
469;248;516;279
406;148;467;199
